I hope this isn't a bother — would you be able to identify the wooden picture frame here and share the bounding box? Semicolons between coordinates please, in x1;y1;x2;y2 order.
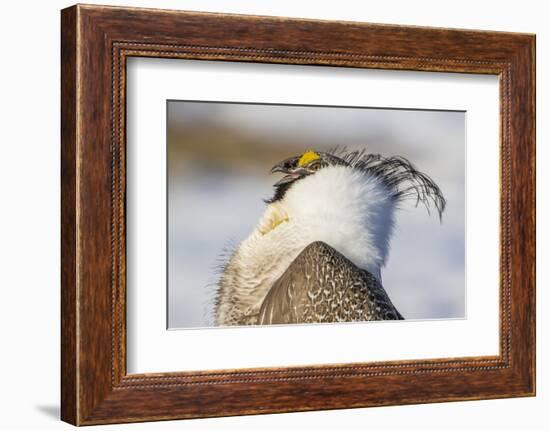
61;4;535;425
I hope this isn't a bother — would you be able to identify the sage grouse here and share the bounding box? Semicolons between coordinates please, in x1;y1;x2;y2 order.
213;150;445;326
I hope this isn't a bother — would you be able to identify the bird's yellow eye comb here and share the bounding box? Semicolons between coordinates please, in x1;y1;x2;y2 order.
298;150;320;167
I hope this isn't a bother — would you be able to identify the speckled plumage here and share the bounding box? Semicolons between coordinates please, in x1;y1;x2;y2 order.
258;241;403;325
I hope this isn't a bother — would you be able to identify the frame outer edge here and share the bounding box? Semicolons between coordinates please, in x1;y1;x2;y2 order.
61;5;79;426
60;4;536;424
526;35;536;395
531;35;536;396
525;35;537;396
505;35;536;396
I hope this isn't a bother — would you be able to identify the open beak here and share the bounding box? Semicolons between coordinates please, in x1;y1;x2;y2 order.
270;156;308;186
270;156;299;175
273;173;301;187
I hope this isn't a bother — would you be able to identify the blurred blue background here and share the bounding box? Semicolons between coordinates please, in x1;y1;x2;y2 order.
167;101;465;328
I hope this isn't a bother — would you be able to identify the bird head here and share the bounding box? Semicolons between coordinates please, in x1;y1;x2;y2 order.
267;149;446;219
270;150;346;184
268;150;347;202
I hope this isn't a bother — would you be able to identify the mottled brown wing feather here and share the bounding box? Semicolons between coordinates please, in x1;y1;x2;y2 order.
257;241;403;325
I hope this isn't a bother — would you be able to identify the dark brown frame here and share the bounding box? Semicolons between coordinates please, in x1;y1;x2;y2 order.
61;4;536;426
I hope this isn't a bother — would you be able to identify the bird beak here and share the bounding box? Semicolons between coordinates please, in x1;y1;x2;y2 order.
269;156;299;175
270;156;308;186
270;164;286;175
273;174;300;187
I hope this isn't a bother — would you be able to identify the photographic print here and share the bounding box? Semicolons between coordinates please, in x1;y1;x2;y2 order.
60;7;536;423
168;101;465;329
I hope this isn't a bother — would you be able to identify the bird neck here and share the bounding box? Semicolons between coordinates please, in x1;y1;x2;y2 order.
271;165;396;274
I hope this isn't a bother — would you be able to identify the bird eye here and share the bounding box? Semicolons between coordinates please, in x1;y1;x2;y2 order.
308;161;321;171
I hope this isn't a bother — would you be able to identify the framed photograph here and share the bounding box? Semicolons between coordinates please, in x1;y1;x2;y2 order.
61;4;535;425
